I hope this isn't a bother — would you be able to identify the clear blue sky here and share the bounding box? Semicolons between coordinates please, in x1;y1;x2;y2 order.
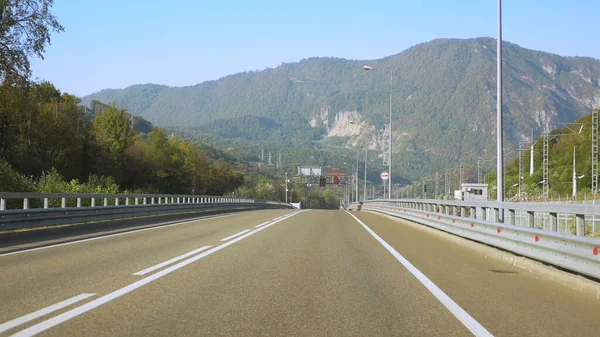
30;0;600;97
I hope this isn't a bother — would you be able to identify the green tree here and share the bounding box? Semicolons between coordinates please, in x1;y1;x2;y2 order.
91;105;135;183
0;0;64;80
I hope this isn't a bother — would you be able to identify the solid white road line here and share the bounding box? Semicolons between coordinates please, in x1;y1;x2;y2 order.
11;210;308;337
0;293;96;334
254;221;272;228
345;211;493;337
220;229;252;242
0;212;252;257
254;212;295;228
133;245;212;276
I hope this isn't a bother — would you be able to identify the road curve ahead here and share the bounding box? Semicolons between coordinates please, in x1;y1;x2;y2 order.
1;209;599;336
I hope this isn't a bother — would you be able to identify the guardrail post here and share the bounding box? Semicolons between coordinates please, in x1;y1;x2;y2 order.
526;211;534;228
104;198;108;207
470;207;476;219
151;197;155;205
23;198;29;210
452;206;458;216
480;207;486;220
576;214;585;236
91;198;96;207
62;198;67;208
44;198;49;209
125;198;129;206
115;198;119;206
492;208;500;222
77;198;82;208
158;197;162;204
0;198;5;210
134;198;139;205
507;209;515;225
549;212;558;231
460;207;466;217
177;197;180;204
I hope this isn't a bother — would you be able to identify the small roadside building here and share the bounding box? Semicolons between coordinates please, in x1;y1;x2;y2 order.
454;183;488;201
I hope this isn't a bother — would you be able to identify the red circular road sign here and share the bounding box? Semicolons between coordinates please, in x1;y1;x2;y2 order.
380;171;389;181
333;176;340;184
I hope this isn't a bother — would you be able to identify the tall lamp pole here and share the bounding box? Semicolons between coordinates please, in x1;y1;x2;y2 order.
285;172;288;203
364;147;367;201
496;0;505;211
355;147;359;202
388;70;392;199
364;65;393;199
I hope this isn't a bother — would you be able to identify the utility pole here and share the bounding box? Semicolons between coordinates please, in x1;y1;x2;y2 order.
573;146;577;197
477;158;481;184
518;142;524;201
435;172;440;199
530;128;535;176
260;149;264;169
459;164;463;189
444;169;449;197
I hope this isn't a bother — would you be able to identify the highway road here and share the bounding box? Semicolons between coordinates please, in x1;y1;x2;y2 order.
1;209;600;336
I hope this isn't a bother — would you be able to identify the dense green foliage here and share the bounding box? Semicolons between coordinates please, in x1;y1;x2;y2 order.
0;0;63;80
0;81;245;195
485;110;599;199
82;38;600;183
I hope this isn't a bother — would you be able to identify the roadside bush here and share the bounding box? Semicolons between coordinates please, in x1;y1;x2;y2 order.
0;160;36;209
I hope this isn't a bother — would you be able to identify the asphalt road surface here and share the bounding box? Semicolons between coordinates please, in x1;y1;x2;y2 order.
1;209;599;336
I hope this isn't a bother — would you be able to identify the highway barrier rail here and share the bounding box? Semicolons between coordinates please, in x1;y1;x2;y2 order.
348;199;600;280
0;192;293;231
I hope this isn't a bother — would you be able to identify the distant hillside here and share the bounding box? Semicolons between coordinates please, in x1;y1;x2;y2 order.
82;37;600;181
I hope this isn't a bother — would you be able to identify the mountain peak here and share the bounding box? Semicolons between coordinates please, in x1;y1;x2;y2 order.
81;38;600;179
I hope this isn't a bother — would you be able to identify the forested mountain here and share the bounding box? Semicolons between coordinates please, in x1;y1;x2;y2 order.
82;37;600;182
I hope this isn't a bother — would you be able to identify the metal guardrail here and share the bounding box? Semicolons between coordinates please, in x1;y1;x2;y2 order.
349;199;600;280
0;192;292;230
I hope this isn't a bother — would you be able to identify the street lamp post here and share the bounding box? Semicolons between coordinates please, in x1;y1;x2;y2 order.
355;147;359;202
497;0;505;212
285;172;288;203
364;65;393;199
364;147;367;201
